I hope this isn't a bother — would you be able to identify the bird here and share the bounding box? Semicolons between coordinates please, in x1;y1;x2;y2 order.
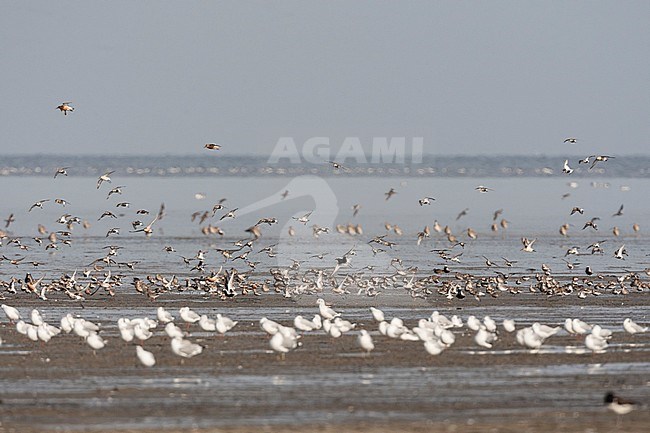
204;143;221;150
171;337;203;358
613;245;628;260
292;211;313;225
97;171;115;189
589;155;614;170
4;213;15;228
521;237;536;252
604;392;637;415
136;346;156;367
1;304;21;323
316;298;340;320
352;204;361;217
564;137;578;144
623;318;647;334
475;186;493;193
54;167;70;178
29;200;49;212
612;204;624;217
327;160;345;170
215;314;237;334
418;197;435;206
56;102;74;115
370;307;385;322
456;208;469;220
384;188;397;200
357;330;375;355
570;207;584;215
562;159;574;174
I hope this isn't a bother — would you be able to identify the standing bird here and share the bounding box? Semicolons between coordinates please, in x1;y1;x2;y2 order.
357;330;375;355
56;102;74;115
136;346;156;367
604;392;637;415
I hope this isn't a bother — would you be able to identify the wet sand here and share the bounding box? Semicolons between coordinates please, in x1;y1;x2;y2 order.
1;292;649;433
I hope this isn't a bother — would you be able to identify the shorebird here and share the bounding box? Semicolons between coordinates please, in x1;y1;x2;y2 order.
384;188;397;200
56;102;74;115
564;137;578;144
136;346;156;367
604;392;637;415
357;329;375;355
106;186;125;199
589;155;614;170
623;318;647;334
521;237;536;252
29;200;49;211
204;143;221;150
582;217;599;230
475;186;493;193
97;171;115;189
570;207;584;215
219;208;239;221
418;197;435;206
352;204;361;217
54;167;69;178
562;159;574;174
613;244;627;260
317;298;340;320
612;204;624;217
4;213;15;228
171;337;203;358
492;209;503;221
292;211;313;225
456;208;469;220
131;216;158;236
327;160;345;170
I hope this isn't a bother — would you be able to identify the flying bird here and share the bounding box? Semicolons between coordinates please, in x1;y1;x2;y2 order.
204;143;221;150
56;102;74;115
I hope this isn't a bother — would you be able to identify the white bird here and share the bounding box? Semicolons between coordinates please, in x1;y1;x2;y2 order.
502;319;516;333
571;318;592;335
591;324;612;340
532;323;560;339
117;318;135;342
562;159;574;174
198;314;217;331
165;322;185;339
474;328;497;349
1;304;21;322
30;309;44;326
269;326;299;357
86;332;107;350
521;237;536;253
483;316;497;333
136;346;156;367
370;307;385;322
466;315;481;331
60;314;76;333
516;327;544;350
623;318;647;334
179;307;201;325
424;339;446;355
216;314;237;334
293;315;320;332
357;330;375;354
157;307;174;324
316;298;340;320
585;334;608;352
260;317;283;335
171;337;203;358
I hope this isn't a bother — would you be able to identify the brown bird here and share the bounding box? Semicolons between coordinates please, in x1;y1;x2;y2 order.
56;102;74;115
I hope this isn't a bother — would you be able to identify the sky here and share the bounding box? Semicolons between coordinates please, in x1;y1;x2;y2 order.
1;1;649;156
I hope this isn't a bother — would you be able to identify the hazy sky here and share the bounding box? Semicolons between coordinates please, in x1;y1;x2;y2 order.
1;1;649;156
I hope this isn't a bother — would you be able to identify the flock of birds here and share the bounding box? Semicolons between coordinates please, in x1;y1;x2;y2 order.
2;299;647;364
0;107;647;418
